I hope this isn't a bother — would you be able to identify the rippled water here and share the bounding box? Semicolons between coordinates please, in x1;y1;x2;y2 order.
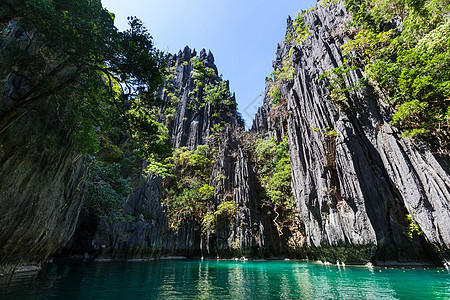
1;260;449;299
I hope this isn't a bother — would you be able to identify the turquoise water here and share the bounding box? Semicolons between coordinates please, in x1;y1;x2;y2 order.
1;260;449;299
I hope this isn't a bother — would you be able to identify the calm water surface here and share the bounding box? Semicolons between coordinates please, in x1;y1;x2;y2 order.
1;260;449;299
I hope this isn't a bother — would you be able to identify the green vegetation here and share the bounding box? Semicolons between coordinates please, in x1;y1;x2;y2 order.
85;156;134;222
2;0;166;145
1;0;169;221
311;126;339;169
269;48;295;93
285;12;311;44
268;49;293;127
319;0;339;7
2;0;288;231
404;214;424;240
205;67;217;78
202;201;238;235
254;135;296;234
269;87;283;105
311;126;339;138
192;57;239;119
319;66;367;104
147;145;215;229
141;51;247;229
268;87;289;130
342;0;450;142
191;57;206;89
204;81;238;119
270;57;295;85
161;56;242;125
269;9;313;114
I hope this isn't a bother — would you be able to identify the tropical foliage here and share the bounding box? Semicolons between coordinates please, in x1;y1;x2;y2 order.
1;0;169;221
1;0;166;153
147;145;216;228
254;135;296;233
342;0;450;143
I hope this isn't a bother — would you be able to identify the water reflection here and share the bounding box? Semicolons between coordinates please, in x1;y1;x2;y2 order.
0;260;449;299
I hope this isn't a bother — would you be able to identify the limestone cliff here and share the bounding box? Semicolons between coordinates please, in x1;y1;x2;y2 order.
90;47;294;259
253;1;450;265
0;108;86;274
2;0;449;270
165;47;239;149
0;23;86;274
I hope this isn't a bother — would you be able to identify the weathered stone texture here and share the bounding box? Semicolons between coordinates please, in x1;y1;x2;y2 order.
253;2;450;264
0;112;86;274
0;22;86;274
91;47;288;259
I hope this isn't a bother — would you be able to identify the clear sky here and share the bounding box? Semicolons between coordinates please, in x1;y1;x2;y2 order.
101;0;318;127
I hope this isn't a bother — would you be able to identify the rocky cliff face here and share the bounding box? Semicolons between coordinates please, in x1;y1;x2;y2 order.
93;175;169;258
205;127;290;257
0;22;87;274
253;2;450;265
165;47;239;149
3;1;448;269
252;83;287;142
89;47;294;259
0;110;86;274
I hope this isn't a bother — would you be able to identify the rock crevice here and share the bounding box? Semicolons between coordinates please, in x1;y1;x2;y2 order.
253;2;450;264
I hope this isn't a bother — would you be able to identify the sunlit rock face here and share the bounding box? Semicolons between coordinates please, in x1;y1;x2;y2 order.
252;1;449;265
3;0;448;269
89;47;297;260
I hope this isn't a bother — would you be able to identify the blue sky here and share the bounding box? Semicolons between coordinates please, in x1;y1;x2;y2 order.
101;0;317;127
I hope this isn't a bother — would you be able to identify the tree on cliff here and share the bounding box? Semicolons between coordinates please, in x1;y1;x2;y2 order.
0;0;170;221
342;0;449;147
0;0;166;154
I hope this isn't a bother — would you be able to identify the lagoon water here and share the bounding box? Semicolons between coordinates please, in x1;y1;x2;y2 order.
1;260;449;299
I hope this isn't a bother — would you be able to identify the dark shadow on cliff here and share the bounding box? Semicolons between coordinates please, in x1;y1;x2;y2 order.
341;85;442;265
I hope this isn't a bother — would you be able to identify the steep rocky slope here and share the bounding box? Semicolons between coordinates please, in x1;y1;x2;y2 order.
89;47;297;259
0;23;86;274
2;0;449;272
0;109;86;274
165;47;239;149
253;1;450;265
